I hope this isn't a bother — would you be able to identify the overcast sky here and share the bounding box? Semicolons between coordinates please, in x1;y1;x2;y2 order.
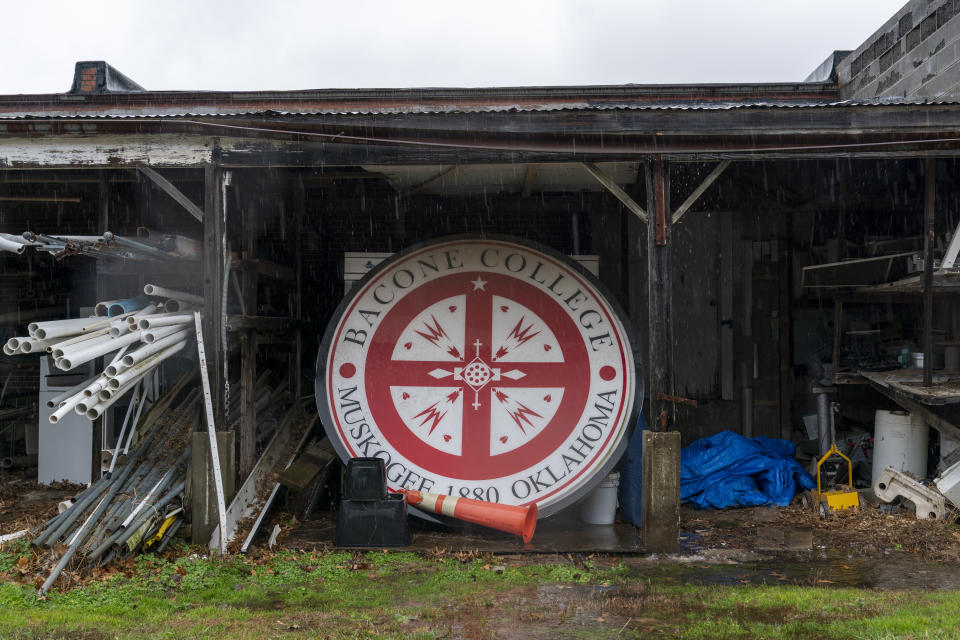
1;0;908;94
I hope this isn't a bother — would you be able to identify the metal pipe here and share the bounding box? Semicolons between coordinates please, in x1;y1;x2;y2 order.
39;420;166;587
143;284;203;306
108;481;187;554
0;235;26;254
817;391;831;457
34;473;112;545
122;450;189;528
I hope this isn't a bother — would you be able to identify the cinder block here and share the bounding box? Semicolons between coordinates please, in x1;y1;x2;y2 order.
640;430;681;553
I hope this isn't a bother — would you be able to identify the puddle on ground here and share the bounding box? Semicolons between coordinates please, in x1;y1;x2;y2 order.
632;553;960;590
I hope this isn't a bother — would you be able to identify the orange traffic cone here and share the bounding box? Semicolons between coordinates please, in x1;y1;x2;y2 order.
400;489;537;544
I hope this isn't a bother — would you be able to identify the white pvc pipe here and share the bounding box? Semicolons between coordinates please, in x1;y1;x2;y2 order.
0;235;26;254
54;332;116;360
108;341;185;390
126;303;160;326
5;337;23;351
3;344;16;356
94;300;122;317
19;337;61;353
30;317;97;340
57;330;142;371
49;328;110;355
109;319;131;338
122;329;188;368
1;232;40;246
50;391;86;423
87;370;151;419
81;309;138;333
143;284;204;306
138;314;193;331
46;378;93;408
143;324;186;343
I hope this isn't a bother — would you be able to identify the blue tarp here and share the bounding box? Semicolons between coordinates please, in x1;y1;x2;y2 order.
617;412;647;527
680;430;815;509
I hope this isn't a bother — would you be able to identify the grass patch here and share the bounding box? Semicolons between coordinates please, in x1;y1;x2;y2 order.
0;549;958;638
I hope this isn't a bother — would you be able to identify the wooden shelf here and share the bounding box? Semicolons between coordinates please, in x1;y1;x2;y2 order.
859;369;960;406
230;257;294;282
226;315;299;332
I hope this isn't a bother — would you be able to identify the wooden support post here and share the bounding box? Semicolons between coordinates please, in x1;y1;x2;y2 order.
239;193;258;477
293;179;306;401
646;156;673;431
923;158;936;387
202;163;227;427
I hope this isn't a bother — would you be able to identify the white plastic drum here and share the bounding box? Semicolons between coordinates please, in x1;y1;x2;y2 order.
872;409;929;490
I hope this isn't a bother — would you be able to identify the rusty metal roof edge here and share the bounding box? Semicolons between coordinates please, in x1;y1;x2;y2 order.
1;95;958;120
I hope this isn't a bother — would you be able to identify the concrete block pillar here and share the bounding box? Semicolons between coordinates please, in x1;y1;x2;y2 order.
641;430;681;553
190;431;235;545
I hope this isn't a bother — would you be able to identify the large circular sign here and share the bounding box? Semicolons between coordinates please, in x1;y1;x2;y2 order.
317;236;641;517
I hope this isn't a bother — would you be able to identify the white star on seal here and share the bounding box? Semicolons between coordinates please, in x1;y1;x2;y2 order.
470;276;488;291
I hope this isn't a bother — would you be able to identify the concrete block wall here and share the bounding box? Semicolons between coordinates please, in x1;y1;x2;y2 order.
837;0;960;99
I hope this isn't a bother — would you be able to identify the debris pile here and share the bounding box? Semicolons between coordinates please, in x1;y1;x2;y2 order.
3;286;201;422
30;374;198;593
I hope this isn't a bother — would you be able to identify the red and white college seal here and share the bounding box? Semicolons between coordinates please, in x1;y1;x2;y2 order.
317;236;641;517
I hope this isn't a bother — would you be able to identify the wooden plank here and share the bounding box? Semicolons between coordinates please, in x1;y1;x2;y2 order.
865;377;960;442
226;315;299;332
671;160;730;224
860;369;960;406
209;412;314;551
583;162;648;224
232;258;294;282
138;165;204;222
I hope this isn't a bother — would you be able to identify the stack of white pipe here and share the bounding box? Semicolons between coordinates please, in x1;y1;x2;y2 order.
4;298;197;423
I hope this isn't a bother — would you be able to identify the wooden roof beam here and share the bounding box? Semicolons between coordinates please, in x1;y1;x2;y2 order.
137;165;204;222
581;162;647;223
672;160;730;224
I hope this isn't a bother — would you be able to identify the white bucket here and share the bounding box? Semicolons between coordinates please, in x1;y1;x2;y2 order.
872;410;928;491
579;472;620;525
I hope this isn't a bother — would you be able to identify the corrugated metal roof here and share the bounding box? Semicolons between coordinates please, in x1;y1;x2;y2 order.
0;95;956;120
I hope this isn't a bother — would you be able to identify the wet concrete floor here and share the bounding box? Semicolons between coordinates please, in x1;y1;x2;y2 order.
283;511;643;553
